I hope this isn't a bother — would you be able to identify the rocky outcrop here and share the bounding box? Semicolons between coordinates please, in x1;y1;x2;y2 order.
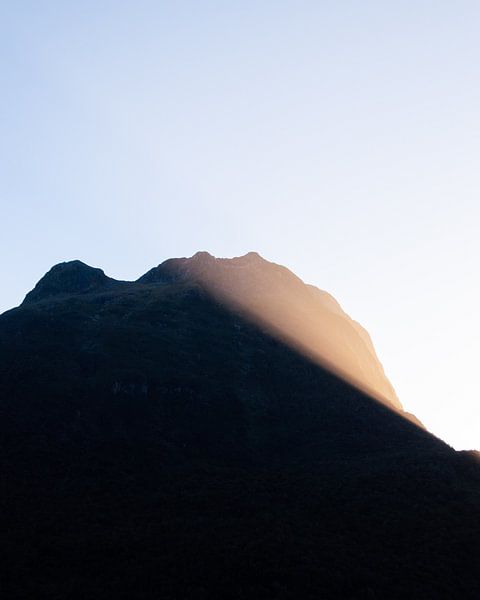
22;260;120;304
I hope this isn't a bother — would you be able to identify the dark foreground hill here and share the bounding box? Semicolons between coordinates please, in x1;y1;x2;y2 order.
1;252;479;599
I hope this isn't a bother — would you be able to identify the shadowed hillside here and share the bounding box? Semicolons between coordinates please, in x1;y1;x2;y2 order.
1;253;479;599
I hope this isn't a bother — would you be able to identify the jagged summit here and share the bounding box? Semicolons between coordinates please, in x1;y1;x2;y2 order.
23;252;300;295
22;252;272;294
137;251;269;283
20;251;400;411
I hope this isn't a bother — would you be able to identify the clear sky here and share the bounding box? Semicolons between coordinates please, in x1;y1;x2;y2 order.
1;2;479;449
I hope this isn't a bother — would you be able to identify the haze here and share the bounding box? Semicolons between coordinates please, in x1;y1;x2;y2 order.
1;2;479;450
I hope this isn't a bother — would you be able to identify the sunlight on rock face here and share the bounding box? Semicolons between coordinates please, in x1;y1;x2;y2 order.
139;252;412;420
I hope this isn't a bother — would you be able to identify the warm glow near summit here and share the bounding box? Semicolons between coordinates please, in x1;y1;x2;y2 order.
1;2;480;449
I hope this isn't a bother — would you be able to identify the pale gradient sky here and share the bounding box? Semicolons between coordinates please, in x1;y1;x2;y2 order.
1;2;479;449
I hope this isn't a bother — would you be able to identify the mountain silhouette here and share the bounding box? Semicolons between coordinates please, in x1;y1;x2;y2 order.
1;252;479;599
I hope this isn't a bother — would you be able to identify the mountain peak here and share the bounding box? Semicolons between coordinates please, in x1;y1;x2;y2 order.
20;251;400;411
137;251;266;284
136;251;401;410
192;250;215;260
22;260;113;304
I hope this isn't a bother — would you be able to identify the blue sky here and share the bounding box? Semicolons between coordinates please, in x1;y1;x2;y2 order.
1;1;480;449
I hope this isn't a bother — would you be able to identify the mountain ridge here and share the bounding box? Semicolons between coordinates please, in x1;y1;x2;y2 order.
21;251;402;413
2;251;479;598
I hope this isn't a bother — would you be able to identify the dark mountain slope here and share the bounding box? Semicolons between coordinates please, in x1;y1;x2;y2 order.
1;253;479;599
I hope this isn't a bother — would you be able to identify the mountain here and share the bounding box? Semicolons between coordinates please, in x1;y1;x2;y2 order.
1;252;479;599
139;251;401;410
